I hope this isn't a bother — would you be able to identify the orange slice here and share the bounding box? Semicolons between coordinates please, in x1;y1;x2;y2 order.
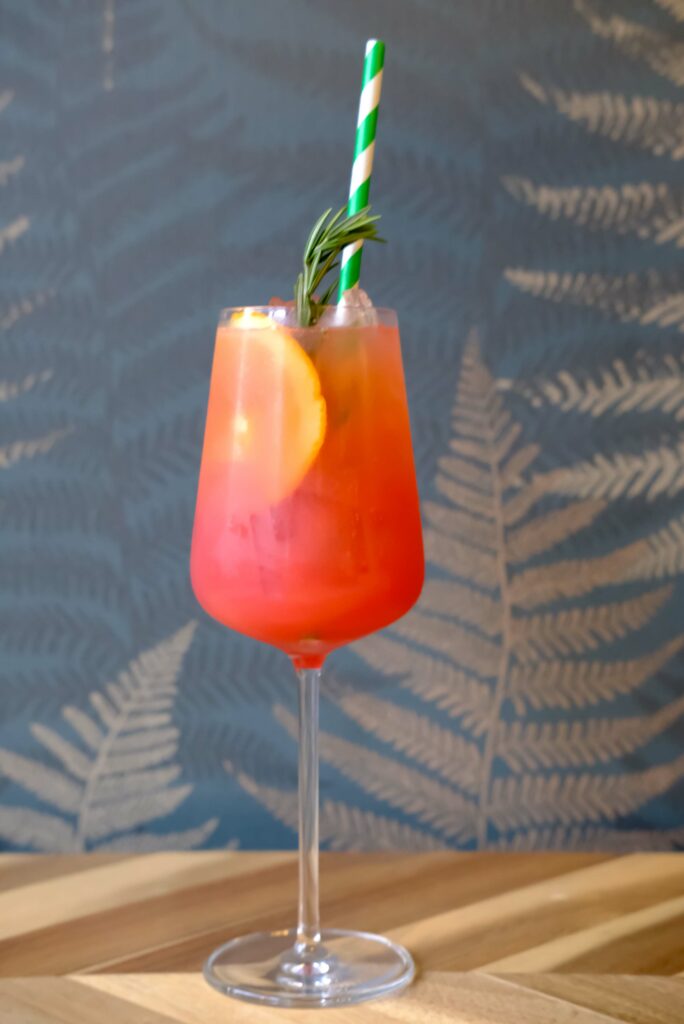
206;310;326;507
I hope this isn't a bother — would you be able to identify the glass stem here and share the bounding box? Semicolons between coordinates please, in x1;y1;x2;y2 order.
295;667;322;953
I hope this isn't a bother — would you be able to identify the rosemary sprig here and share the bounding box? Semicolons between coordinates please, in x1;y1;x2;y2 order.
294;205;384;327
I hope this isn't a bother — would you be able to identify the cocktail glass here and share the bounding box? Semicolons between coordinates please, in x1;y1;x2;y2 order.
191;304;424;1008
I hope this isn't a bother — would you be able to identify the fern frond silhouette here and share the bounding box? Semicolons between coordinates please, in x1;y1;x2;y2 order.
96;821;220;853
655;0;684;21
536;440;684;501
574;0;684;87
353;336;684;847
1;287;54;331
509;542;649;608
420;578;501;636
509;356;684;420
0;624;217;852
499;693;684;771
0;154;24;187
621;512;684;580
231;768;447;851
503;178;684;246
0;215;29;254
353;634;492;735
508;636;684;713
520;74;684;159
331;691;482;794
274;705;477;842
0;428;70;470
497;823;684;851
489;755;684;830
392;609;499;677
505;268;684;331
511;585;673;660
0;370;53;403
506;498;605;562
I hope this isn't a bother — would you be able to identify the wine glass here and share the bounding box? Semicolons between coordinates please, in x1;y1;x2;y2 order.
191;303;424;1008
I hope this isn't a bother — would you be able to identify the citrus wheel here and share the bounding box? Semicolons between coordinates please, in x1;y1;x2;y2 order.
203;310;326;508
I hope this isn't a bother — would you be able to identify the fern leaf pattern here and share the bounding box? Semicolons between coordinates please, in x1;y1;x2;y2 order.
0;287;54;331
506;498;605;562
498;824;684;852
0;154;24;186
505;268;684;330
0;215;29;254
489;755;684;831
0;370;53;403
574;0;684;87
274;705;478;842
231;769;448;852
353;634;493;736
498;693;684;770
0;429;70;470
508;636;684;713
536;440;684;501
0;808;77;853
508;357;684;420
353;336;684;846
3;0;684;855
655;0;684;21
520;75;684;159
621;513;684;580
96;820;222;853
509;542;649;609
476;0;684;848
503;178;684;246
511;585;673;660
330;691;482;795
0;625;216;851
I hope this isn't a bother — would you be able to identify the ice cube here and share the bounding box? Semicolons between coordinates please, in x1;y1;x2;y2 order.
321;287;378;327
266;297;295;326
339;287;374;309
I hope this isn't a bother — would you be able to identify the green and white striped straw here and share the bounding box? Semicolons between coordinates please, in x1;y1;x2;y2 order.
338;38;385;300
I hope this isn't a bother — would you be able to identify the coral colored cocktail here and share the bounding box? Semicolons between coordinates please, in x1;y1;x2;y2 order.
191;305;424;668
193;34;422;1009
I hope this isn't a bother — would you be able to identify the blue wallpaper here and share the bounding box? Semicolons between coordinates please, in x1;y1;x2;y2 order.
1;0;683;852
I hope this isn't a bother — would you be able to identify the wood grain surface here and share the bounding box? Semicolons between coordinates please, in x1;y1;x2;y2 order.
1;852;683;1022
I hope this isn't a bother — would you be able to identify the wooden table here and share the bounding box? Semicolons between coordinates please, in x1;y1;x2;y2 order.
1;851;683;1021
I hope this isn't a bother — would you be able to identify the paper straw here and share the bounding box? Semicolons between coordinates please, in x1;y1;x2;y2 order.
338;39;385;300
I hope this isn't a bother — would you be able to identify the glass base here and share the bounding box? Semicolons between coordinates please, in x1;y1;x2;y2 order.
204;927;415;1008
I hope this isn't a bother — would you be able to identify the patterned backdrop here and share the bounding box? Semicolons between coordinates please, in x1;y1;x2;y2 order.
1;0;684;852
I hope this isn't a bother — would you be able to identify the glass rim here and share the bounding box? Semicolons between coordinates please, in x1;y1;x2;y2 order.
217;304;398;326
